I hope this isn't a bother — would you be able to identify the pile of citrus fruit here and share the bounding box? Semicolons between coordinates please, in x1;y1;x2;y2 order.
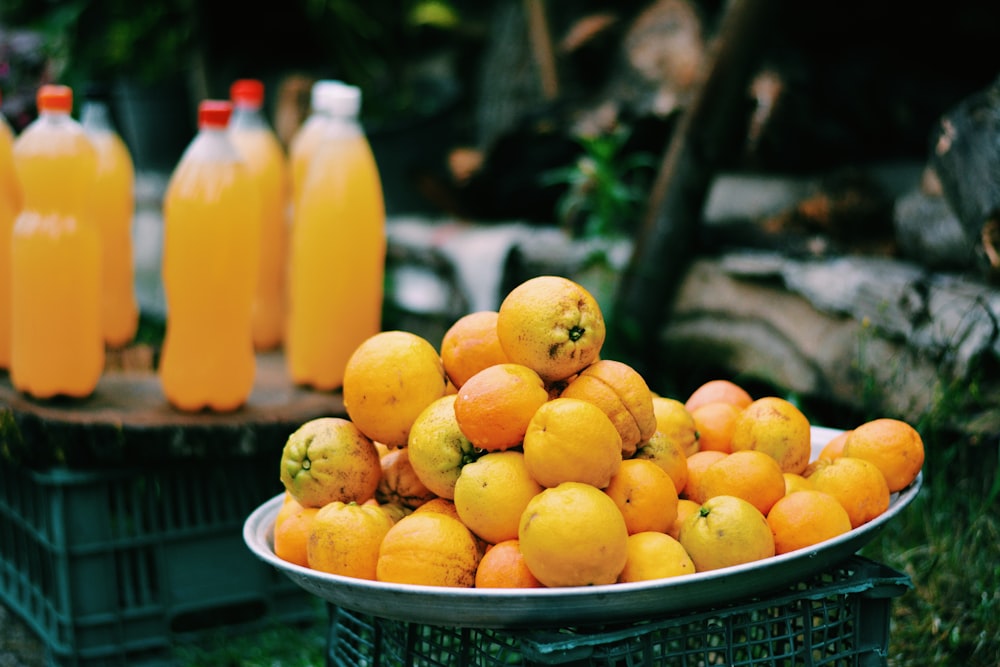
273;275;924;588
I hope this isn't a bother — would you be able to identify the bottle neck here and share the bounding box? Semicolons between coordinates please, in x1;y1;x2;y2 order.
81;101;113;132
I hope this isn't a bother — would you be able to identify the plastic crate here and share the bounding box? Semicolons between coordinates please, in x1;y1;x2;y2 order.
0;454;315;666
325;556;910;667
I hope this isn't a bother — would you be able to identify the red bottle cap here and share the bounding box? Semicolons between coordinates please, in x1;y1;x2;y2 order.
37;85;73;114
230;79;264;107
198;100;233;129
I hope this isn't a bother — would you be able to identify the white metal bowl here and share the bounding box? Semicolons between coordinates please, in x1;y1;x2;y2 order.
244;426;921;628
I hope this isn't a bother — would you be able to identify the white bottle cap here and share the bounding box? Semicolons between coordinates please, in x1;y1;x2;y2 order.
311;80;362;117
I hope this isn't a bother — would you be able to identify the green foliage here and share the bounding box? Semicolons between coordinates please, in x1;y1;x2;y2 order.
544;127;656;240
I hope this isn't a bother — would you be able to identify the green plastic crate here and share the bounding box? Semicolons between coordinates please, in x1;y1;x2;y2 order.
325;556;910;667
0;454;313;666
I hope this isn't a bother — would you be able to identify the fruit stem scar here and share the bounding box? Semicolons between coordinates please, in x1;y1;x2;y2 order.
302;458;311;470
568;326;585;342
699;506;711;517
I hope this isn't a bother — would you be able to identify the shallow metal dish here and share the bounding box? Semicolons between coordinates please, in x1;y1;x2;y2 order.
244;426;921;628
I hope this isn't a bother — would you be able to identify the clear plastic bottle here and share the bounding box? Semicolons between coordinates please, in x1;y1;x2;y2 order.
81;87;139;348
287;80;355;208
286;83;385;391
160;100;261;412
229;78;289;351
10;84;103;398
0;91;23;370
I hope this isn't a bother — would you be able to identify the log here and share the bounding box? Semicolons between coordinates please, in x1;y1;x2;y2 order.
0;351;345;468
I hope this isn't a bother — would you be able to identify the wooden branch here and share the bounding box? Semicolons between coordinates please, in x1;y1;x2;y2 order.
525;0;560;100
608;0;777;376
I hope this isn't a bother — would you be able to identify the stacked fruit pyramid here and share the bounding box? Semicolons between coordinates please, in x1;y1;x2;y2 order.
274;276;924;588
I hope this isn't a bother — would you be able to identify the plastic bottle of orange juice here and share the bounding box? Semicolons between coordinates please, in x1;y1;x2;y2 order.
286;82;385;391
229;78;289;351
10;84;103;398
0;91;23;370
81;87;139;348
159;100;261;412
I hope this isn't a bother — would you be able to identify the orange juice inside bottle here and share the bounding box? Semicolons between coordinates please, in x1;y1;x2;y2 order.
10;84;103;398
229;79;289;351
159;100;261;412
286;83;385;391
288;80;350;208
81;94;139;348
0;94;23;369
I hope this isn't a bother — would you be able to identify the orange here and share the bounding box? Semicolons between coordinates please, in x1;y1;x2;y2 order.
474;539;544;588
689;401;742;453
454;451;544;544
766;490;852;555
783;472;813;495
454;363;549;451
273;494;319;568
279;417;382;508
519;482;629;587
307;501;395;579
496;275;606;383
604;459;679;535
618;531;696;583
818;429;851;461
697;449;786;515
681;450;728;503
667;498;700;540
522;397;623;488
375;447;437;510
632;429;689;495
559;359;657;457
376;511;482;587
684;379;753;413
406;394;480;499
440;310;510;388
342;330;449;447
651;396;700;457
412;496;462;521
843;418;924;492
730;396;811;474
678;495;775;571
804;456;890;529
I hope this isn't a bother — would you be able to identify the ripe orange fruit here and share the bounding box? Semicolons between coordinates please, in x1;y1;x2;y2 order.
376;511;482;587
684;379;753;413
604;459;679;534
818;430;851;461
783;472;813;495
668;498;701;540
273;494;319;568
307;501;395;579
375;447;437;510
559;359;657;457
454;451;544;544
454;363;549;451
730;396;811;474
279;417;382;508
412;496;462;521
522;397;623;489
842;418;924;492
440;310;509;389
651;395;700;456
633;429;689;495
406;394;479;499
678;495;775;571
804;457;890;528
496;275;606;383
766;490;852;555
689;401;742;453
618;531;696;583
681;450;728;503
342;330;449;447
697;449;786;515
519;482;629;587
474;539;543;588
